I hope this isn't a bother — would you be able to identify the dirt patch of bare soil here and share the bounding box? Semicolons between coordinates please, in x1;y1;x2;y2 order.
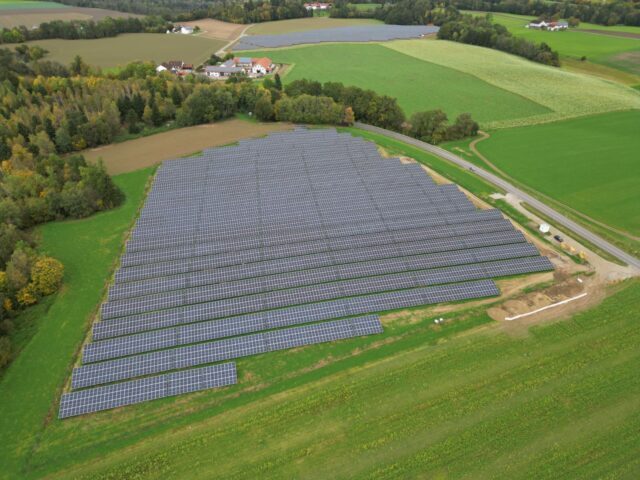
182;18;247;41
83;119;293;174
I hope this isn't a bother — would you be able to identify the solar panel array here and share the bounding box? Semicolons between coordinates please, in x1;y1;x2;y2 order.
59;128;553;418
233;25;439;50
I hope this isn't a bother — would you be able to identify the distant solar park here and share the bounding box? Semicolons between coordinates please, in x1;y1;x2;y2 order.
58;128;553;418
233;25;439;50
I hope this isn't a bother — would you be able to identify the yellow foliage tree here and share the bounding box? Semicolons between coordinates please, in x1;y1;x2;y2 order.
17;284;37;306
30;256;64;296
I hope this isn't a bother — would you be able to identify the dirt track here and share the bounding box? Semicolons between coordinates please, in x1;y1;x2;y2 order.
580;29;640;39
83;120;293;175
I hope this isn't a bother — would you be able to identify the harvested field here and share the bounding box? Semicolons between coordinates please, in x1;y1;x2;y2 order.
0;6;140;28
28;33;224;68
83;119;293;174
246;17;381;35
181;18;247;41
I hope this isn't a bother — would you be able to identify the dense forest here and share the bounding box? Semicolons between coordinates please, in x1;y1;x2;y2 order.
54;0;310;23
0;16;170;44
438;14;560;66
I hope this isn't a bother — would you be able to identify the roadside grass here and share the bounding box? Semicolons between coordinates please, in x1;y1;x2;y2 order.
27;33;225;69
0;168;154;479
34;279;640;479
474;110;640;237
246;16;381;35
386;39;640;128
241;43;550;125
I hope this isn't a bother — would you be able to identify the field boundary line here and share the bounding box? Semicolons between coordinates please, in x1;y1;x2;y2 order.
353;122;640;270
505;293;588;320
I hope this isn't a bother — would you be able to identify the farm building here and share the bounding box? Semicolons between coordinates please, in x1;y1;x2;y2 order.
251;57;275;75
204;65;244;78
304;2;331;10
156;61;193;75
526;20;568;31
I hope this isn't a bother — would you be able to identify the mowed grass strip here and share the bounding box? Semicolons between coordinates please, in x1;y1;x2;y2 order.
35;280;640;479
0;168;153;479
27;33;225;68
386;39;640;128
242;43;550;125
475;110;640;236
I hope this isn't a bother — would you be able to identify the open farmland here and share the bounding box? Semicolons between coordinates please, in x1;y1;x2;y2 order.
180;18;247;42
475;110;640;236
386;39;640;128
0;2;141;29
0;125;637;478
83;119;293;174
474;11;640;76
241;43;550;125
246;16;381;35
28;33;224;68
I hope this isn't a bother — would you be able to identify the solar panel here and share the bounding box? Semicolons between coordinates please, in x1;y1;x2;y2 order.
74;316;382;388
58;362;237;418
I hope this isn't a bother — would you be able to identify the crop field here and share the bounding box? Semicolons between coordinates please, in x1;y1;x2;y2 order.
0;2;141;28
387;40;640;127
246;16;381;35
83;119;292;174
470;11;640;76
180;18;247;42
475;110;640;236
28;33;224;68
242;43;550;125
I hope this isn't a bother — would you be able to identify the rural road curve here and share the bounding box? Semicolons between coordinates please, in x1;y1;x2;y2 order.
355;122;640;271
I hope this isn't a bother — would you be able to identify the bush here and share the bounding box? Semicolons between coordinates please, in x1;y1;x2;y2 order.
30;256;64;296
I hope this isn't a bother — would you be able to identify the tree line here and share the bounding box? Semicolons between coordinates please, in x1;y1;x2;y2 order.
0;15;170;45
437;14;560;67
53;0;310;23
452;0;640;27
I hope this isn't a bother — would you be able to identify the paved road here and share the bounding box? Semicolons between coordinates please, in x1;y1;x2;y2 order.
355;122;640;270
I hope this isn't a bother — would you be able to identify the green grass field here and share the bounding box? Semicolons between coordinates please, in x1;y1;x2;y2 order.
387;39;640;127
244;43;551;125
28;33;225;68
244;40;640;128
475;110;640;236
469;11;640;75
0;0;67;9
0;167;153;478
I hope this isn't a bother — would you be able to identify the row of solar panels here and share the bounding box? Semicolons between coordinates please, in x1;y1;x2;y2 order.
124;209;505;256
74;316;382;389
109;230;528;301
88;281;499;362
99;257;552;337
104;243;539;318
115;220;519;284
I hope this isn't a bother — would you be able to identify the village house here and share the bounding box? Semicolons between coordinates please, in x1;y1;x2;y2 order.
304;2;331;11
526;20;568;31
156;61;193;75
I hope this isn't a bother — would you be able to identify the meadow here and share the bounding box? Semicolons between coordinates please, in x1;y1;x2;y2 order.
1;127;638;478
386;39;640;128
475;110;640;236
0;0;67;9
28;33;224;68
243;43;550;125
471;11;640;76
